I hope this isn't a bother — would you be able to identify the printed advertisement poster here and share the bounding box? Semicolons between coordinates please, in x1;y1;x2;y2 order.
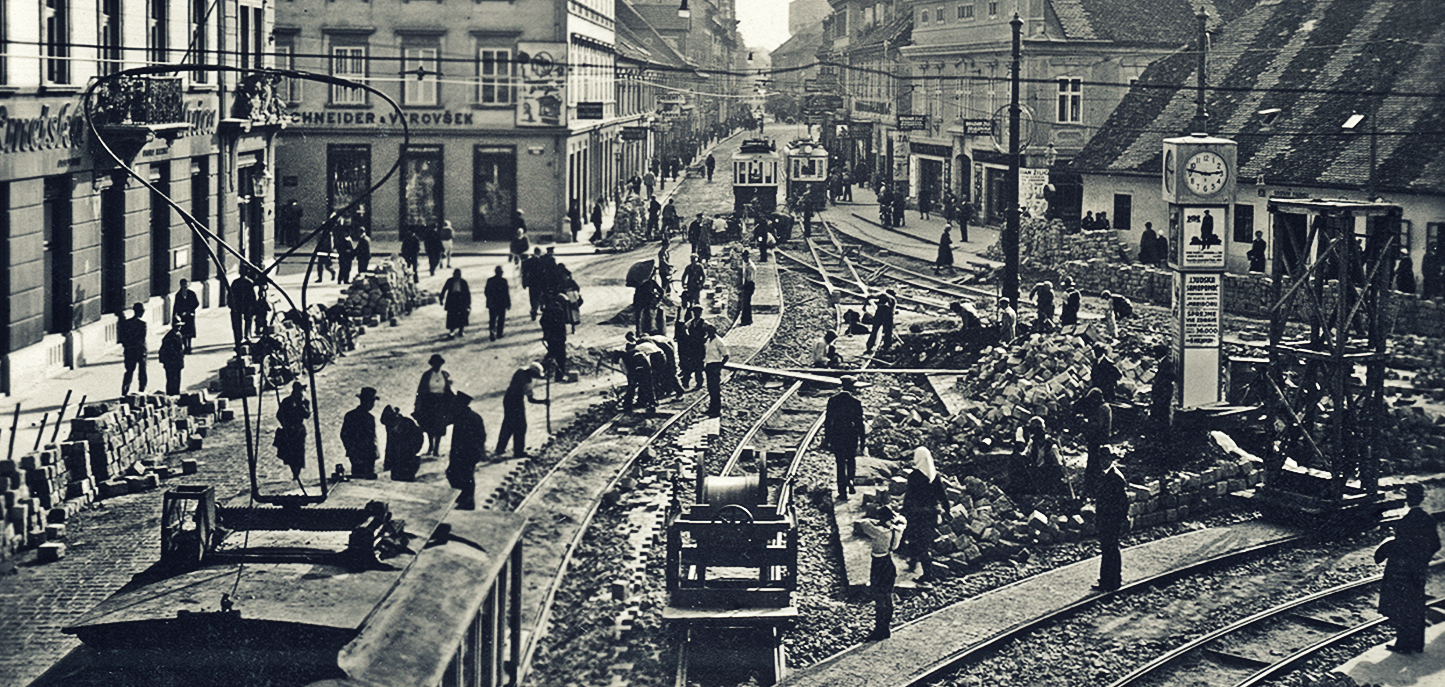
1179;205;1226;269
516;43;566;127
1181;273;1221;348
1019;168;1049;219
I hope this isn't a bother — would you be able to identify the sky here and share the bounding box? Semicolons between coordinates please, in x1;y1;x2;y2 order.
736;0;793;51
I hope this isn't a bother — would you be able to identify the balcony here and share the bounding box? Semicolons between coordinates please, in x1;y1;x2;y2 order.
91;76;191;162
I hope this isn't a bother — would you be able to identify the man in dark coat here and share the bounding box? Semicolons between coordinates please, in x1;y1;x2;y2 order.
522;248;543;320
400;229;421;282
621;344;656;412
1248;230;1268;273
158;326;187;396
341;386;380;479
485;265;510;341
1093;459;1129;591
1030;280;1055;329
634;274;664;336
676;306;705;390
496;363;547;459
1397;252;1417;294
568;199;583;243
738;250;756;326
647;197;662;239
1091;345;1123;402
279;199;303;245
423;225;443;276
590;200;604;241
705;153;716;182
229;271;257;343
275;382;310;481
681;254;706;307
541;296;570;382
440;268;471;338
380;405;423;482
1422;242;1443;300
864;290;897;354
118;303;149;395
173;279;200;353
1378;483;1440;653
1080;387;1112;497
354;228;372;275
823;376;866;500
447;391;487;509
1139;223;1159;265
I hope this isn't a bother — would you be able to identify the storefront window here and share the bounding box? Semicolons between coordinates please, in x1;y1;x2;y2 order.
328;144;371;232
473;146;516;241
400;146;443;237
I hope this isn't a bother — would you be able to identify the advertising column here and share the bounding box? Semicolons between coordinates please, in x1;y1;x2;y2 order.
1162;135;1236;408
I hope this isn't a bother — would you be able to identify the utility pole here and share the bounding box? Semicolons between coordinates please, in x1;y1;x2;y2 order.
1192;8;1209;133
1003;12;1022;308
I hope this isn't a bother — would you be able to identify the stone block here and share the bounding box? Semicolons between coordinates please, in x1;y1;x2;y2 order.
182;459;200;475
37;542;66;562
45;523;65;541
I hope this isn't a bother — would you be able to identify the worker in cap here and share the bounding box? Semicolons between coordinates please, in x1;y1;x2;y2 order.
495;362;549;459
823;375;865;500
340;386;380;479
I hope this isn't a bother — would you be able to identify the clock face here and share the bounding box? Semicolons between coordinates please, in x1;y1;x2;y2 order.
1163;149;1174;193
1184;151;1228;196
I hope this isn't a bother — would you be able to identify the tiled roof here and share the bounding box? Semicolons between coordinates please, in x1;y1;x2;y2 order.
1071;0;1445;195
618;0;694;69
1048;0;1258;44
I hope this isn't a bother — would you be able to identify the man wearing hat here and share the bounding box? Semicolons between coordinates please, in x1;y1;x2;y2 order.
415;354;453;456
118;303;149;396
864;290;897;354
448;391;487;509
275;382;311;481
341;386;380;479
496;362;548;459
856;504;906;640
1378;483;1440;653
823;376;866;500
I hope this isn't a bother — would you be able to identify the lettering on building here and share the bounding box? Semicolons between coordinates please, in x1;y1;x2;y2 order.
294;111;478;127
0;104;86;153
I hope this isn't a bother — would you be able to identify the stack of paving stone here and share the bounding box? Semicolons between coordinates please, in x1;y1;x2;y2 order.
219;356;260;398
858;441;1266;578
984;217;1126;268
338;262;419;321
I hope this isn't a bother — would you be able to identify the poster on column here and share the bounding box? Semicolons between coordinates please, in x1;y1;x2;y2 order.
1019;168;1049;219
516;43;567;127
1179;205;1227;270
1173;271;1224;408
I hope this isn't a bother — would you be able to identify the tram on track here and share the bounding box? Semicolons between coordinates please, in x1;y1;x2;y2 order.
782;138;829;218
732;138;781;216
35;480;527;687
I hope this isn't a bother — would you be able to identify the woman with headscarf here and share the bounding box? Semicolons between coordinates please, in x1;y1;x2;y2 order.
934;225;954;276
902;446;950;584
441;268;471;338
415;354;453;456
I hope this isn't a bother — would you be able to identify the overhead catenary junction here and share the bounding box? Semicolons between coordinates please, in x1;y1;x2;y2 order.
1;0;1445;686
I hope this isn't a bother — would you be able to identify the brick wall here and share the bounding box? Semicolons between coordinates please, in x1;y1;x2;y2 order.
1054;259;1445;339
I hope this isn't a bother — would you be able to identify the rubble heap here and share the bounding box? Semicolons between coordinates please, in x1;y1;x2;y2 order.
855;432;1265;577
339;261;422;320
2;392;225;564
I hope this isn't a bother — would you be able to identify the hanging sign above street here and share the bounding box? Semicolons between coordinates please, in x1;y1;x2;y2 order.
962;118;992;136
621;126;650;140
897;114;927;131
577;102;604;119
804;94;844;113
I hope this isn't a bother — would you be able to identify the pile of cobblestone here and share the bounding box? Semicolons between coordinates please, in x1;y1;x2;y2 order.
339;261;422;320
982;217;1127;267
0;393;225;565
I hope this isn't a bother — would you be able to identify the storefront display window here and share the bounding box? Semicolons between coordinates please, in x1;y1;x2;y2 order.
328;144;371;232
401;145;443;238
473;146;516;241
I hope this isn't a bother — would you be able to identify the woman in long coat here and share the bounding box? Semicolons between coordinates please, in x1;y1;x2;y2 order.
440;268;471;338
557;265;583;333
1378;483;1440;653
415;354;453;456
902;447;950;583
934;225;954;275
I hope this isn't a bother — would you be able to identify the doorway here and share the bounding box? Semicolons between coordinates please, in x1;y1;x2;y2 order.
399;145;444;240
473;146;517;241
44;175;73;333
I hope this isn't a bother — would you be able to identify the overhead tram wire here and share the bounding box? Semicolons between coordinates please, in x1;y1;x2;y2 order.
81;64;410;507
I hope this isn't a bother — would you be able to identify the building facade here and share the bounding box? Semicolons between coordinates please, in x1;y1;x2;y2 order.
0;0;275;394
1071;0;1445;281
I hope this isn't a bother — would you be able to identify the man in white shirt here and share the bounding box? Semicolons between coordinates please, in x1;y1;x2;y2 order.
702;324;730;417
811;330;840;368
739;250;756;326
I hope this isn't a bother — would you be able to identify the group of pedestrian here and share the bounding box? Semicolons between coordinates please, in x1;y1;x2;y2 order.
1136;221;1169;267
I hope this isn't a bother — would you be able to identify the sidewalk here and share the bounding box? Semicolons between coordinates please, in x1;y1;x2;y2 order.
816;187;1003;270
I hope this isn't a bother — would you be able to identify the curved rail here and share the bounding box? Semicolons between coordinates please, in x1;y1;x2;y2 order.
1109;559;1445;687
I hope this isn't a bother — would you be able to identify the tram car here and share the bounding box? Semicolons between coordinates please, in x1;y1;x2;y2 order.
34;480;527;687
664;449;798;685
782;138;830;217
732;138;781;217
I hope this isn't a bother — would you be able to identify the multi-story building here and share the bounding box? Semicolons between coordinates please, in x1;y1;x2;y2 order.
275;0;656;243
0;0;276;394
825;0;1254;223
821;0;906;181
767;20;826;124
1072;0;1445;279
633;0;746;152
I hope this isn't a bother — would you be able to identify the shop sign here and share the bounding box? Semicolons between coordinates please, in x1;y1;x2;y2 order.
1019;167;1050;219
293;110;479;127
910;142;951;158
0;103;86;153
962;118;992;136
805;94;843;113
621;126;650;141
856;100;890;115
577;102;604;119
846;121;873;139
897;114;927;131
517;42;567;127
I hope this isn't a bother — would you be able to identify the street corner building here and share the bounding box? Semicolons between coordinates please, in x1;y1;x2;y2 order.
0;0;279;394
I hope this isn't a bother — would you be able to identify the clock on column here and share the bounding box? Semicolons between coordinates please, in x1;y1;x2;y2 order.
1162;134;1237;204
